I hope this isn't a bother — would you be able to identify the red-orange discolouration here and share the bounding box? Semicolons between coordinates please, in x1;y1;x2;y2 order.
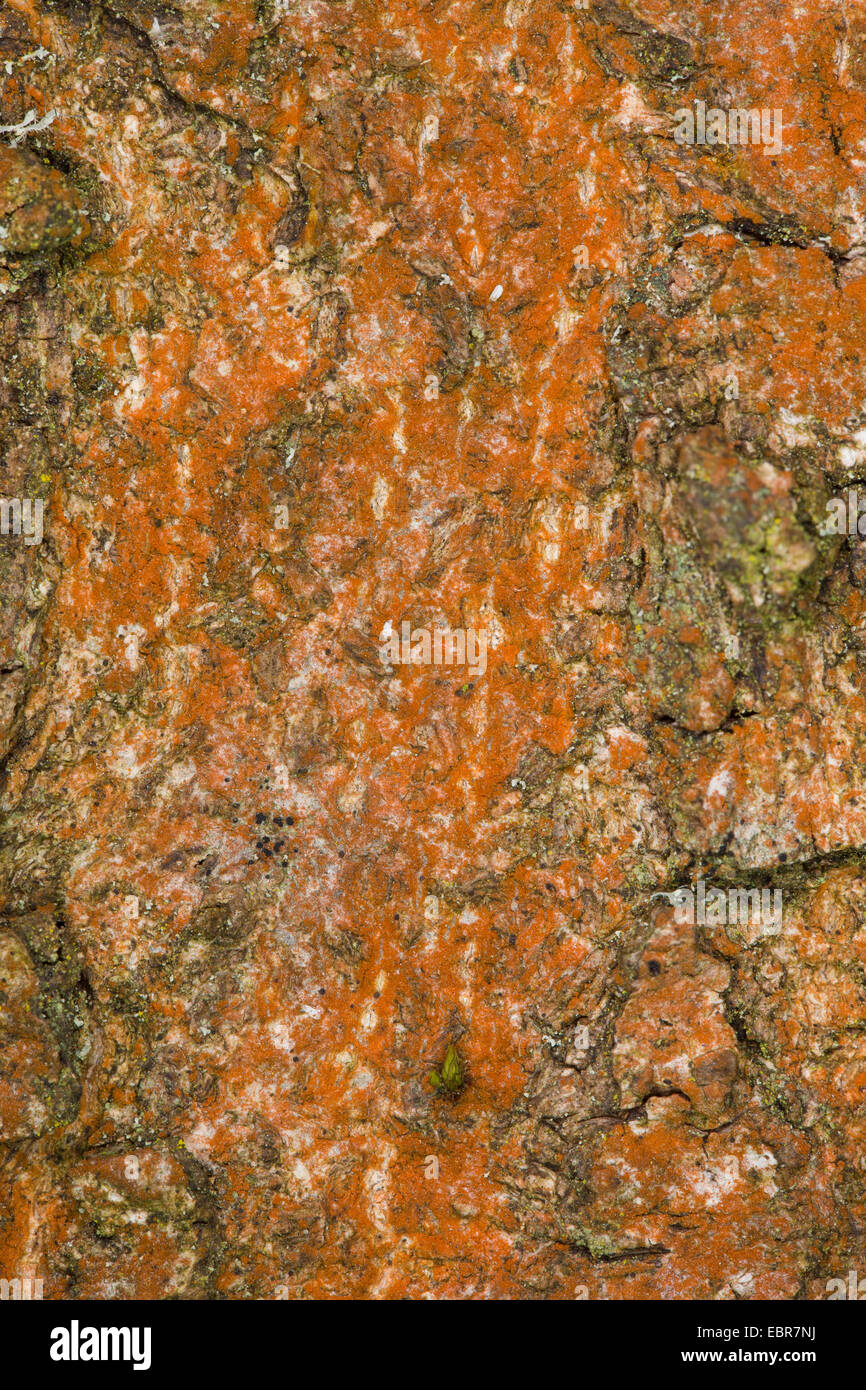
0;0;865;1302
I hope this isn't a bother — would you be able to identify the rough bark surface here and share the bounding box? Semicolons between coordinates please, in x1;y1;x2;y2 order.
1;0;866;1299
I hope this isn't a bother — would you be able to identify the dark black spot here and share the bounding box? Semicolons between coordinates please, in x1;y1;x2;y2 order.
648;959;661;975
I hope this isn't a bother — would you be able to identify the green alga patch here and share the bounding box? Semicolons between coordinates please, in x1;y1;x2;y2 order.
429;1042;465;1096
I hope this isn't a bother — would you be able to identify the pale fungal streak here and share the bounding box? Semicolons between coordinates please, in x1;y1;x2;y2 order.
0;108;58;146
